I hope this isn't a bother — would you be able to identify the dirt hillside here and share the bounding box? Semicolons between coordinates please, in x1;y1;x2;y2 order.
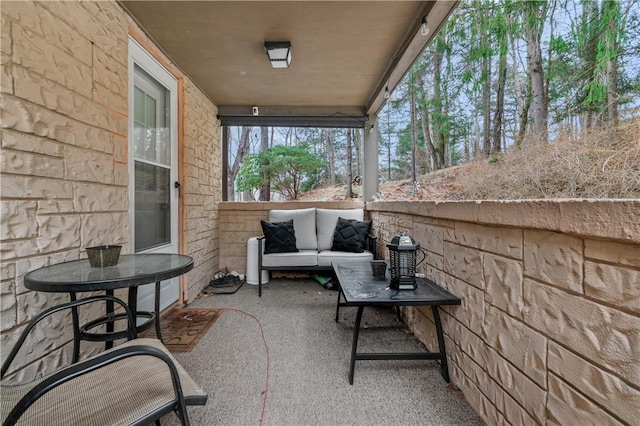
299;120;640;202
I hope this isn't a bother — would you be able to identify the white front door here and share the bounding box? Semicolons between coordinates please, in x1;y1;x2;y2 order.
128;38;180;313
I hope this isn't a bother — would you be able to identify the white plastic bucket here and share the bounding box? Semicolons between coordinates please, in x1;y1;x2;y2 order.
246;237;269;285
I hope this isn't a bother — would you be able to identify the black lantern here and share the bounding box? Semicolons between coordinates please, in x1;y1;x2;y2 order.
387;234;424;290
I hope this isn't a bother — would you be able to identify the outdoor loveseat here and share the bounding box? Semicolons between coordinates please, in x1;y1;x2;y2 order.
256;207;377;296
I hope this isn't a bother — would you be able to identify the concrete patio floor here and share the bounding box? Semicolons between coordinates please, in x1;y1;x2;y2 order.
162;278;484;425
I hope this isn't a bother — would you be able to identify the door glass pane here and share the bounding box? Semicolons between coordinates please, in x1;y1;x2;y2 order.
134;161;171;251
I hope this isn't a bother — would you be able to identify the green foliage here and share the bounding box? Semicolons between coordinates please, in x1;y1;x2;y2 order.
236;144;325;200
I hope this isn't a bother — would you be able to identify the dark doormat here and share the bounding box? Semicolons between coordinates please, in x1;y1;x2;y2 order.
144;308;222;352
203;275;245;294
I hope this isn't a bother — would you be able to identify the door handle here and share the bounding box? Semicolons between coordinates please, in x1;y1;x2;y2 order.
174;181;181;198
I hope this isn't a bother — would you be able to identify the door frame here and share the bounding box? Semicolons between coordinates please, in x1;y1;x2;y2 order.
128;34;187;306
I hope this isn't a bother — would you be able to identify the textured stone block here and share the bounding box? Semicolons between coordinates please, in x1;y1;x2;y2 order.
81;213;128;248
453;222;522;259
0;262;15;282
1;95;113;152
548;342;638;424
483;304;547;387
36;214;82;254
3;1;92;65
450;317;491;369
93;82;128;114
444;274;484;336
92;46;127;99
524;279;640;384
1;175;71;200
413;222;444;255
0;280;17;331
585;261;640;314
1;148;64;178
486;346;547;423
72;182;127;212
444;242;484;289
484;253;524;319
37;200;74;214
547;374;623;426
524;230;583;292
13;65;127;136
1;200;38;240
12;23;92;97
113;162;129;186
64;146;114;184
1;13;11;57
585;240;640;268
2;129;62;157
559;200;640;243
0;239;39;261
502;390;537;426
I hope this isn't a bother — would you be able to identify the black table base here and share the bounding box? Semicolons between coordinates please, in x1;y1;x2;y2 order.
345;302;450;385
332;261;461;385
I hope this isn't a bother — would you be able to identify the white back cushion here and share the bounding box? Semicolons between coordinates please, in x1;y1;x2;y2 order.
269;208;317;250
316;208;364;251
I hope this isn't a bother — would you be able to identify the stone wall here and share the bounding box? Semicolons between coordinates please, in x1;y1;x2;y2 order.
0;0;219;377
368;200;639;426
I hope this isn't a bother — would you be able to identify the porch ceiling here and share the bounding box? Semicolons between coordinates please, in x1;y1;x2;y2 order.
120;1;457;125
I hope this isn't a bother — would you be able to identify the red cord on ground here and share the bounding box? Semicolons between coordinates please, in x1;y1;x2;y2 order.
218;308;270;426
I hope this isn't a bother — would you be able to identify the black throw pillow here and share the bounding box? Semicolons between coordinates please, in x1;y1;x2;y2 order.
261;219;298;254
331;217;372;253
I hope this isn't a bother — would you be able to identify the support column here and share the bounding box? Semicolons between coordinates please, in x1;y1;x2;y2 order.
362;117;380;201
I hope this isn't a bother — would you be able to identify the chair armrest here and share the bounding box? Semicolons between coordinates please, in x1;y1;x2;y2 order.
3;343;191;426
1;295;136;379
367;234;378;259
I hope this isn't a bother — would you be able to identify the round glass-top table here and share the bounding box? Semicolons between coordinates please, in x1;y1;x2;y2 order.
24;254;194;362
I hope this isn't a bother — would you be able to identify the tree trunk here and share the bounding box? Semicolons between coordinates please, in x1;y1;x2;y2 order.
410;82;417;183
515;84;532;148
525;1;548;142
259;127;270;201
228;126;251;201
492;13;508;154
481;13;492;155
346;129;353;198
354;128;362;178
605;0;620;126
326;129;335;185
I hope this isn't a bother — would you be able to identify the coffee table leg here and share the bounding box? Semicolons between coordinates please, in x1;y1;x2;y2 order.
431;305;450;382
335;289;342;322
349;306;364;385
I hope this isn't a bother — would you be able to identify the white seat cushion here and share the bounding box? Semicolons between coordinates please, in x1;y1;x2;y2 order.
269;208;317;250
316;208;364;251
262;250;318;268
317;250;373;267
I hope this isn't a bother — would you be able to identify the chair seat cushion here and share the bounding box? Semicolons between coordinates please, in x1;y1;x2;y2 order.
317;250;373;267
0;338;206;425
262;250;318;268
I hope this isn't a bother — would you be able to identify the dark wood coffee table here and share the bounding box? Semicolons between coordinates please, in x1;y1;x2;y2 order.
332;260;462;385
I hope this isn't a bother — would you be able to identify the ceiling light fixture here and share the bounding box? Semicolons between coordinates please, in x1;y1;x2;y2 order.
421;16;429;36
264;41;292;69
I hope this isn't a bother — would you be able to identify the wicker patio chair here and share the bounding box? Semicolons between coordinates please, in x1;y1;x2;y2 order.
1;295;207;426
